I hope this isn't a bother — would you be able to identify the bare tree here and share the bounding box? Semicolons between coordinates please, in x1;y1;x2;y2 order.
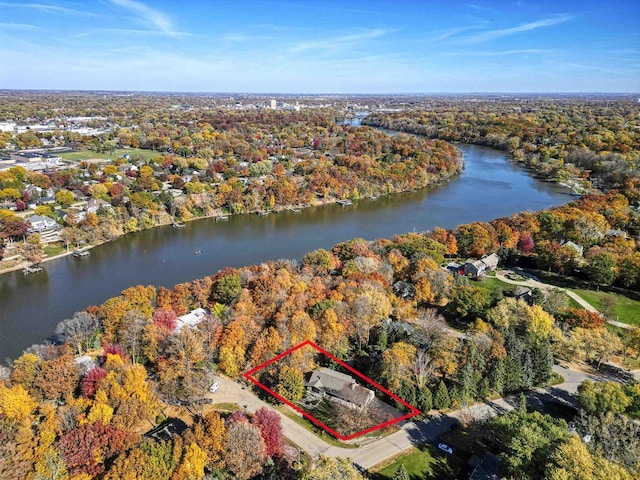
411;308;447;350
412;349;436;389
55;312;100;354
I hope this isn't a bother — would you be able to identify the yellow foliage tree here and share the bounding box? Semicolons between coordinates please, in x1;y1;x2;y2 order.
0;383;37;422
382;342;417;391
172;443;207;480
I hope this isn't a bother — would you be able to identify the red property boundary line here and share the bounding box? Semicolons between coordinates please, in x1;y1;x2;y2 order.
243;339;421;440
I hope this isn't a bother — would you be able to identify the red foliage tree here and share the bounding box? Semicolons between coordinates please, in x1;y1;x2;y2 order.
81;366;107;398
565;308;606;329
57;422;137;477
227;410;249;424
152;309;177;331
253;407;283;458
518;234;535;254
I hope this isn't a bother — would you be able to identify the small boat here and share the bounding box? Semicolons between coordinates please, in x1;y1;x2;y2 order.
215;215;229;221
337;199;353;206
72;249;90;257
194;250;202;255
290;208;301;213
172;223;185;228
258;211;270;216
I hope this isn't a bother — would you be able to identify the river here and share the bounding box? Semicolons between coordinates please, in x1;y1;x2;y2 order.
0;143;572;361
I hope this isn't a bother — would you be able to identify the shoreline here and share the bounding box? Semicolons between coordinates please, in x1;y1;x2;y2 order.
0;166;463;277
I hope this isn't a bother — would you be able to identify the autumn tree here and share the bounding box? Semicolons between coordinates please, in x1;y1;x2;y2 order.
546;434;634;480
274;365;305;403
57;421;137;477
253;407;284;458
184;411;227;468
172;442;207;480
382;342;416;392
223;420;266;480
300;455;366;480
33;355;80;402
80;367;107;398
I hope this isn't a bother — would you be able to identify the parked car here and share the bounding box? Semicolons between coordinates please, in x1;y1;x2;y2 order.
438;443;453;454
209;381;221;393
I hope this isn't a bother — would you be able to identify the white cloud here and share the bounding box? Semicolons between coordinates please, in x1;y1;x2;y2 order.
108;0;177;36
290;29;390;53
458;14;572;44
0;22;40;30
0;2;96;16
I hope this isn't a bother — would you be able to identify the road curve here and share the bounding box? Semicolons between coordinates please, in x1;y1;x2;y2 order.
207;363;609;470
494;269;633;330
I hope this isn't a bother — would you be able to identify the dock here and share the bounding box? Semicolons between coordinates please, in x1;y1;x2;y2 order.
172;222;185;228
72;249;90;258
337;199;353;206
23;265;43;275
215;215;229;221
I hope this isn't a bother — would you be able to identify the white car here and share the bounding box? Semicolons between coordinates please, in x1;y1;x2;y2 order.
438;443;453;454
209;382;221;393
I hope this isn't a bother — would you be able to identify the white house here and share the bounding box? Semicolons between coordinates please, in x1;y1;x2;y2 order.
86;198;113;214
175;308;209;332
25;214;58;233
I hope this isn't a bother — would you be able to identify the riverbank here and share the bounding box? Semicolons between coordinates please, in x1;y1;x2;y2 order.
0;143;572;361
0;159;464;277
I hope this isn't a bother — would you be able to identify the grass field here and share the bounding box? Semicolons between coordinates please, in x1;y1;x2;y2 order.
475;276;515;295
570;288;640;326
59;148;159;162
370;445;458;479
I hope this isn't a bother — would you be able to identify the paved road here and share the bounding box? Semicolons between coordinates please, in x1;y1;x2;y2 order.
207;363;610;470
495;269;633;330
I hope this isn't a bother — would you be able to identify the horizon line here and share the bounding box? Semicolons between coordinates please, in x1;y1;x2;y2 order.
0;88;638;97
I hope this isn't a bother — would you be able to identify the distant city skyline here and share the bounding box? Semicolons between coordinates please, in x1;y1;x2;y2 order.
0;0;638;93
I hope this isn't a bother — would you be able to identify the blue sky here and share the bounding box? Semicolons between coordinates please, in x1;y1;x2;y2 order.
0;0;638;93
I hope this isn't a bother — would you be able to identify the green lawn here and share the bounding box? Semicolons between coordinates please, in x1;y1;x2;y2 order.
370;445;457;480
570;288;640;326
59;148;160;162
475;276;515;295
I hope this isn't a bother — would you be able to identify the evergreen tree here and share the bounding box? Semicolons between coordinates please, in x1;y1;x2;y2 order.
458;362;476;407
477;377;491;401
503;356;524;393
417;386;433;413
531;341;553;385
490;358;505;395
394;464;409;480
396;380;417;410
433;380;451;410
522;352;534;389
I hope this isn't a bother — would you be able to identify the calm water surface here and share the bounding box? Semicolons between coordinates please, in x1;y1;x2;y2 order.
0;144;572;360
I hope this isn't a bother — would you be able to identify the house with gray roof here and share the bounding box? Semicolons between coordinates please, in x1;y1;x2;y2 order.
306;367;375;411
25;214;58;233
464;253;500;278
